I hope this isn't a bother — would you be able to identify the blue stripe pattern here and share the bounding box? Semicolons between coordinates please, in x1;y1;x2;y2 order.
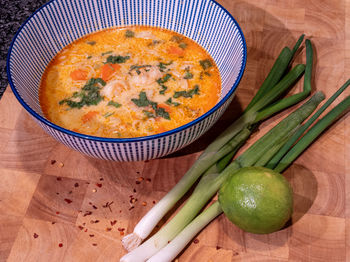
7;0;246;161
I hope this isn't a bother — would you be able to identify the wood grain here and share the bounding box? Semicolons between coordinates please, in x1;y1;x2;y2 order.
1;0;350;261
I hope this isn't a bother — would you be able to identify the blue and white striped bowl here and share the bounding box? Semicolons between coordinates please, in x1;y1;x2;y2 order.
7;0;246;161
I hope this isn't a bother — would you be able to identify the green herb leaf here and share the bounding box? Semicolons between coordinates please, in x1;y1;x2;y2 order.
173;85;200;98
156;107;170;120
143;110;155;118
106;55;130;64
179;42;187;49
86;41;96;46
103;112;114;118
170;35;183;43
166;97;180;106
107;100;122;108
102;51;113;56
184;70;193;79
158;61;173;72
199;59;213;70
159;85;167;95
131;92;157;109
157;74;172;84
59;78;106;109
130;64;152;75
125;30;135;38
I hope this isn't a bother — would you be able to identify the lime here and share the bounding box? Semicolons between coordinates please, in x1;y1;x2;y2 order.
218;167;293;234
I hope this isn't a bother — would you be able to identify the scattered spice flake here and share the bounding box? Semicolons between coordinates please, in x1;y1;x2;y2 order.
146;178;152;182
120;231;125;236
84;229;88;232
89;202;92;205
90;220;100;224
142;201;147;206
152;201;156;204
83;211;93;217
92;205;98;209
110;220;117;226
92;243;98;246
64;198;73;204
68;191;73;194
59;162;64;168
33;233;39;238
106;227;112;232
135;181;141;185
136;171;140;174
193;238;199;244
51;160;56;165
52;222;56;225
89;234;95;237
82;222;86;226
56;192;59;195
96;183;102;188
129;206;135;211
99;177;104;181
130;198;137;204
216;246;221;250
58;243;63;247
78;226;84;230
56;177;62;181
102;201;114;212
133;188;136;193
92;189;97;193
56;211;60;215
117;227;125;232
137;177;144;182
74;183;79;187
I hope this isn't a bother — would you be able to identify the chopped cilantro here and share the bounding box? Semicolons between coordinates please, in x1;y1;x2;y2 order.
125;30;135;38
179;42;187;49
157;74;172;84
86;41;96;45
130;64;152;75
158;61;173;72
103;112;114;118
165;97;180;106
102;51;113;56
170;35;182;43
199;59;213;70
148;40;161;46
87;55;92;59
173;85;200;98
183;70;193;79
159;85;167;95
59;78;106;109
107;100;122;108
106;55;130;64
132;92;170;120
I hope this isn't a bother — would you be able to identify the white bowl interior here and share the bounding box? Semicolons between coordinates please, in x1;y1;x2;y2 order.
8;0;245;121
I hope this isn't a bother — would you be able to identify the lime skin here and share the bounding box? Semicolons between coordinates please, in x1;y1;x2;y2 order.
218;167;293;234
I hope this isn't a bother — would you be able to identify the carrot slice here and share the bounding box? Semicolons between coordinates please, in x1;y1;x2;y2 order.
70;69;88;81
81;111;99;123
101;63;121;81
167;46;185;56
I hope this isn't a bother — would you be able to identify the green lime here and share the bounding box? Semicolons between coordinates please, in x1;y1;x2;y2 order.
218;167;293;234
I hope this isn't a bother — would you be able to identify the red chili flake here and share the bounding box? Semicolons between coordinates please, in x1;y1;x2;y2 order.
56;211;60;215
133;188;136;193
120;231;125;236
33;233;39;238
74;183;79;187
86;182;90;185
51;160;56;165
106;227;112;232
146;178;152;182
56;192;59;195
129;206;134;211
96;183;102;188
193;239;199;244
68;191;73;194
82;222;86;226
52;222;56;225
135;181;141;185
117;227;125;232
152;201;156;204
216;246;221;250
142;201;147;206
89;202;92;205
136;171;140;174
92;243;98;246
110;220;117;226
99;177;104;181
119;210;122;213
83;211;92;217
102;201;114;212
64;198;72;204
78;226;84;230
92;205;98;209
58;243;63;247
84;229;88;232
89;234;95;237
57;177;62;181
90;220;100;224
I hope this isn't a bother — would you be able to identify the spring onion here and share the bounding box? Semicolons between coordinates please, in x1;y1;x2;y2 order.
147;80;350;262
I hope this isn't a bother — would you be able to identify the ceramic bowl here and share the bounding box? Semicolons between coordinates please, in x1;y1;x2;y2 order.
7;0;246;161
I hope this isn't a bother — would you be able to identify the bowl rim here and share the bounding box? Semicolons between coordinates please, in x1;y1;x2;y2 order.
7;0;247;143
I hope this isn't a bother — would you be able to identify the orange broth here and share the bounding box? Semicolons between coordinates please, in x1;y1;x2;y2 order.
40;26;221;138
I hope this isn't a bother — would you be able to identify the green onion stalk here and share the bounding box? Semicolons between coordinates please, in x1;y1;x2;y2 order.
122;35;309;251
145;80;350;262
120;91;326;262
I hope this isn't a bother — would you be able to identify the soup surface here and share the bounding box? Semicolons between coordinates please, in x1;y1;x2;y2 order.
40;26;221;138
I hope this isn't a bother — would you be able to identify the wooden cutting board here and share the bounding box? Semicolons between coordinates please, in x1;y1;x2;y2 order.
1;0;349;261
